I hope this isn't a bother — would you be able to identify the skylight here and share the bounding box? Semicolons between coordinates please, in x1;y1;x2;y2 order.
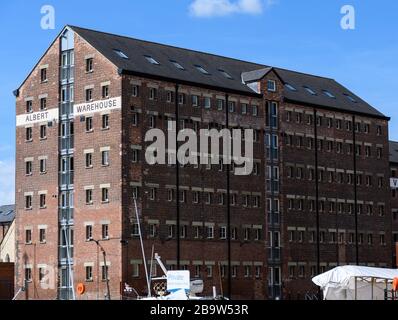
145;56;160;65
195;65;210;75
113;49;129;59
219;69;233;79
170;60;185;70
303;86;317;95
323;90;336;98
285;83;297;91
344;94;357;103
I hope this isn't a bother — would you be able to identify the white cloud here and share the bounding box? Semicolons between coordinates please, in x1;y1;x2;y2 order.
189;0;274;18
0;159;15;206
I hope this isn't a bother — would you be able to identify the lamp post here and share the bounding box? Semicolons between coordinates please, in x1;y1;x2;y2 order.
90;239;111;300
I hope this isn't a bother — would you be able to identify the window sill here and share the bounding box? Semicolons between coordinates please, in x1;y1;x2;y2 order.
85;280;94;283
25;242;33;245
101;164;110;168
40;138;48;141
101;127;110;131
86;166;94;169
39;206;47;210
40;172;47;175
101;201;110;204
26;140;33;143
85;70;94;74
26;174;32;177
25;208;33;211
41;80;48;84
86;203;94;206
39;241;47;245
85;130;94;134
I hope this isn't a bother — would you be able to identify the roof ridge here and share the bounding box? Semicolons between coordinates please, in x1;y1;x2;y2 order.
68;25;266;69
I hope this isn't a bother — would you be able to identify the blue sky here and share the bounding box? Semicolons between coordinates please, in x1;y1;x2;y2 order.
0;0;397;205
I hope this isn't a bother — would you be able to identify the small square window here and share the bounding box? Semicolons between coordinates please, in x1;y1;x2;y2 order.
102;150;110;166
102;114;109;129
40;125;47;139
102;188;109;203
39;228;46;243
102;224;109;240
102;85;109;98
86;117;93;132
132;85;139;97
39;194;46;208
26;100;33;113
85;88;93;102
40;98;47;110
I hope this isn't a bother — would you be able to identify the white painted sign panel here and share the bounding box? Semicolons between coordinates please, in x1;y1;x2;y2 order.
391;178;398;189
73;97;121;116
167;270;190;292
16;108;59;127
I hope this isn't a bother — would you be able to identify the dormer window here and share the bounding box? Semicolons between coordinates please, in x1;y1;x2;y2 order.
219;69;232;79
344;94;357;103
323;90;335;98
170;60;184;70
304;86;316;95
113;49;129;59
195;65;210;75
285;83;297;91
145;56;159;65
267;80;276;92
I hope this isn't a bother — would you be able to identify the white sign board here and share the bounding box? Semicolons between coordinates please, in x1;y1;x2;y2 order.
167;271;190;292
16;108;58;127
73;97;121;116
391;178;398;189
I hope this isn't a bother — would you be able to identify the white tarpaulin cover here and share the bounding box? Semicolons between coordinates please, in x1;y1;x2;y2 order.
312;265;398;300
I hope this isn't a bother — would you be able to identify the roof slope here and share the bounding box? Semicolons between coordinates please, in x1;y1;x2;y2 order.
62;26;386;118
0;205;15;224
390;141;398;164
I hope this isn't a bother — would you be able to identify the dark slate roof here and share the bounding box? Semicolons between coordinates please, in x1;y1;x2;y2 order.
0;205;15;224
69;25;264;96
241;67;272;83
68;26;387;119
390;141;398;164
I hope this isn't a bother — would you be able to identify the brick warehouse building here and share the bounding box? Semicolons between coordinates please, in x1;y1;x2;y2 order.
14;25;392;300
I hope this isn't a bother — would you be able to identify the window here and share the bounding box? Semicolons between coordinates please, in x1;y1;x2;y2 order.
206;265;213;278
179;190;186;203
149;115;156;128
176;93;185;105
114;49;128;59
267;80;276;92
102;265;109;281
364;123;370;133
85;153;93;168
244;228;250;241
38;267;46;282
40;159;47;173
132;149;139;163
323;90;335;98
132;85;139;97
25;229;32;244
336;119;342;130
377;148;383;159
244;266;251;278
149;188;156;201
194;226;201;239
229;101;236;113
219;69;232;79
86;189;93;204
376;125;382;136
26;100;33;113
85;88;93;102
241;103;248;115
217;99;224;111
86;58;93;72
193;191;200;204
252;105;258;116
40;125;47;139
296;112;303;123
40;98;47;110
102;224;109;240
380;234;386;245
26;161;32;175
355;122;361;133
26;127;33;141
205;192;211;204
220;226;227;240
191;95;199;107
132;223;140;236
207;226;214;239
102;188;109;203
25;195;32;209
284;82;297;91
39;194;46;208
25;267;32;282
86;225;93;241
167;189;175;202
170;60;184;70
132;113;138;126
255;228;261;241
303;86;316;95
149;88;157;101
102;85;109;99
166;91;174;103
85;117;93;132
368;234;373;245
219;193;226;205
345;94;357;103
85;266;93;281
102;150;110;166
40;68;47;82
144;55;159;65
195;65;209;75
365;146;371;157
204;97;211;109
298;266;305;278
149;224;157;238
39;228;46;243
